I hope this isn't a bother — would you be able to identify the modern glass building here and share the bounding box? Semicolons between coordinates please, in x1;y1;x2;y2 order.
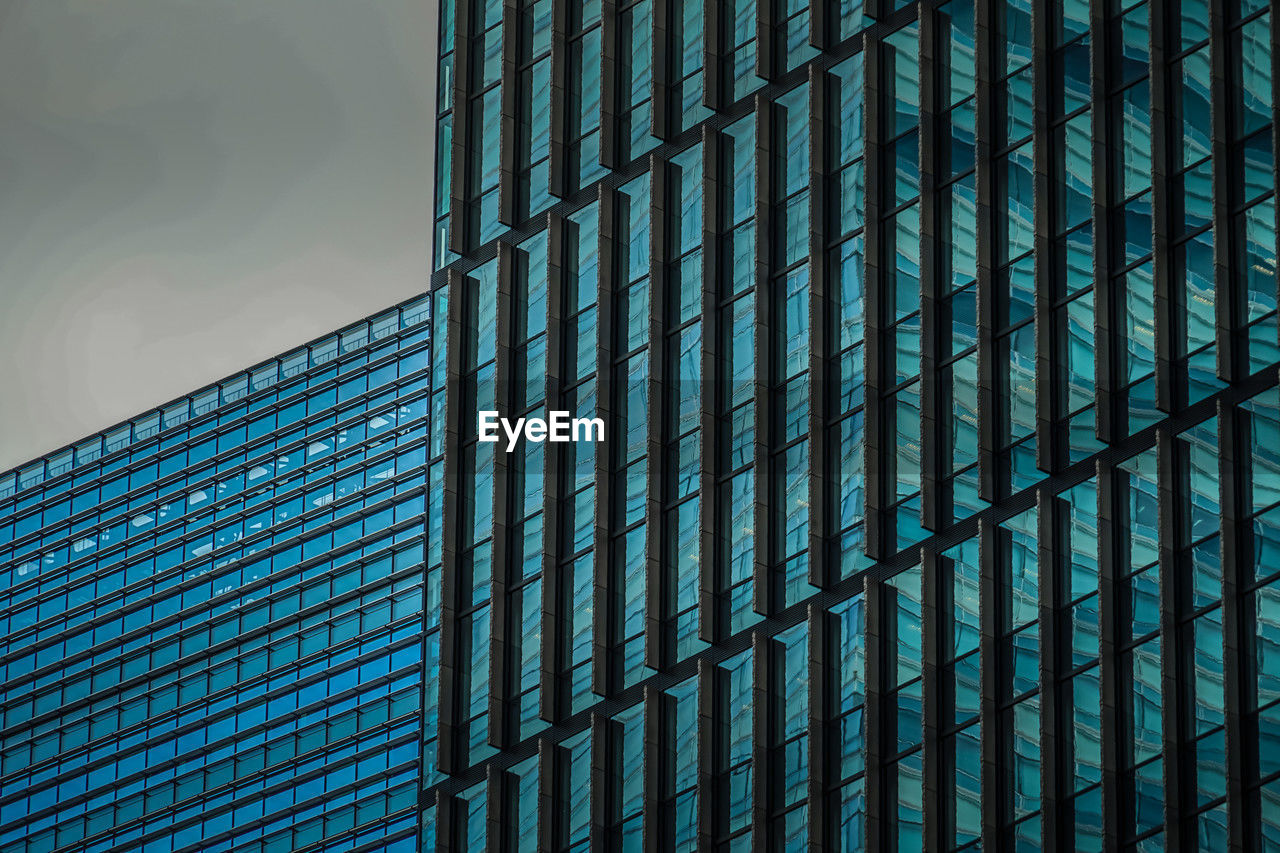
3;0;1280;850
0;303;435;853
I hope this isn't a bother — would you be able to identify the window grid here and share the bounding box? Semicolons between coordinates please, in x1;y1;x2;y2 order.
6;0;1280;849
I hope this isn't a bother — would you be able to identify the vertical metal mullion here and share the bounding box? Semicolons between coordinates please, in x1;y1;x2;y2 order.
809;64;836;587
978;518;1004;849
864;0;889;23
807;603;833;852
1038;492;1069;852
1218;400;1257;853
1273;9;1280;356
919;5;946;532
754;93;780;614
1157;429;1191;851
1091;0;1120;444
704;0;727;111
974;0;1000;503
541;213;569;723
864;576;896;851
807;0;832;51
701;127;727;643
756;0;778;82
601;0;622;170
696;658;719;849
750;630;775;847
538;737;564;853
1096;460;1125;849
499;0;521;227
589;713;612;849
653;0;674;141
920;547;945;852
436;788;459;852
485;764;514;853
864;35;892;560
549;0;571;199
646;153;672;669
594;187;620;698
1209;0;1243;384
1031;0;1059;475
490;242;519;750
1150;0;1178;413
643;684;666;852
440;267;468;776
449;0;476;255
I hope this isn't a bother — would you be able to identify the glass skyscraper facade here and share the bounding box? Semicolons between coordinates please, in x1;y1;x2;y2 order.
0;303;433;852
3;0;1280;850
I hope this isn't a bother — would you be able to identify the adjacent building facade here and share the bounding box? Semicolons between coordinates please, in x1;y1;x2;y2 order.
427;0;1280;848
2;0;1280;850
0;303;434;853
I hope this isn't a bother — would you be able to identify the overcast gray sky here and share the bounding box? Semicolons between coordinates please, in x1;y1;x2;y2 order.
0;0;437;472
